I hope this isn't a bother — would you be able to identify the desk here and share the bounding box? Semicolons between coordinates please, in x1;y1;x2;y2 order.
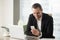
0;36;60;40
0;36;24;40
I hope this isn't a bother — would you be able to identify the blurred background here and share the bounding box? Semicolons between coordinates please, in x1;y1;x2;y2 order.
0;0;60;40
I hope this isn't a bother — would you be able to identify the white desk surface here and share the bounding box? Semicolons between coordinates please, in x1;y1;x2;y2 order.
0;36;60;40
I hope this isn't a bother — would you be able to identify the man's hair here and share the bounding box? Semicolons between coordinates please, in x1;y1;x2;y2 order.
32;3;42;10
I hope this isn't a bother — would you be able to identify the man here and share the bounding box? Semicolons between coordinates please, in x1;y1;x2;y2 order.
25;3;55;38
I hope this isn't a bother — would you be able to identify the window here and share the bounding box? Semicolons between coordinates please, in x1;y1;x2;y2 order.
20;0;60;39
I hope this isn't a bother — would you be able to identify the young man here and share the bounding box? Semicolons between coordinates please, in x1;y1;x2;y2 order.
25;3;55;38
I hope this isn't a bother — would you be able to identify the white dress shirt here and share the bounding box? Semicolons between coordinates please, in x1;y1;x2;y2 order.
37;17;42;37
37;19;41;31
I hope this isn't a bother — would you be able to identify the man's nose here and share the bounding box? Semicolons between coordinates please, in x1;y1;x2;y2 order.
37;13;40;15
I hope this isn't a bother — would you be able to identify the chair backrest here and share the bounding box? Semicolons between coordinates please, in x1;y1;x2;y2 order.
48;13;52;16
23;25;27;34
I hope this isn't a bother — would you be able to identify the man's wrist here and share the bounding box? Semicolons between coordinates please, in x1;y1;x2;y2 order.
39;32;42;37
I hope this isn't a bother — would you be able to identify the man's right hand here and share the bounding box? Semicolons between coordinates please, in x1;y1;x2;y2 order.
31;28;40;36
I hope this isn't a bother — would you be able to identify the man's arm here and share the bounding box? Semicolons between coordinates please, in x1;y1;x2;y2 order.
45;16;55;38
25;14;33;36
25;14;40;37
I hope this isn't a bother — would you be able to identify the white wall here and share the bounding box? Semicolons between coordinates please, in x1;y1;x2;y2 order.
2;0;13;26
0;0;13;26
0;0;3;26
0;0;3;38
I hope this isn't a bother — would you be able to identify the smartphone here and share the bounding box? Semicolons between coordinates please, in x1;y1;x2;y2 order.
31;26;35;29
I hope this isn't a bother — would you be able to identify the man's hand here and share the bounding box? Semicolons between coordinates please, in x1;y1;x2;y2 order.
31;29;40;36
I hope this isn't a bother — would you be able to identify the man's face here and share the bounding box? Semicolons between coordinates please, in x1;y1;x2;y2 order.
32;7;42;20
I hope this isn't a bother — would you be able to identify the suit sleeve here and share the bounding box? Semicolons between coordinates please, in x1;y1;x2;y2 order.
46;16;54;38
25;14;33;36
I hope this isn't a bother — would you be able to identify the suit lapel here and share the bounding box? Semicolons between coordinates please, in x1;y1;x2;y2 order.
33;18;38;29
41;13;45;32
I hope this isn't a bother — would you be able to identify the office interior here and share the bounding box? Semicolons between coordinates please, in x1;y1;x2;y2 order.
0;0;60;40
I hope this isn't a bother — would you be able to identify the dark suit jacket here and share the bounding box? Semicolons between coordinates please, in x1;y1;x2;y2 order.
25;13;55;38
